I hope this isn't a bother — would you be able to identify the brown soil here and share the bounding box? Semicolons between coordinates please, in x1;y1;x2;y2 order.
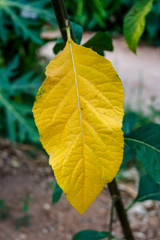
0;139;160;240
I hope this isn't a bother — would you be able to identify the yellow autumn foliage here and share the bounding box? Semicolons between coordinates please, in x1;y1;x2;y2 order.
33;37;124;214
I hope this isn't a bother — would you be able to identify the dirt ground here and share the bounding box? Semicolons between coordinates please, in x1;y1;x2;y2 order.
0;139;160;240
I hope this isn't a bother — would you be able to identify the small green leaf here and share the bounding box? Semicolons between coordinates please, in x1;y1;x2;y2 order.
121;112;139;167
53;38;65;55
0;68;10;90
15;214;32;229
8;54;20;74
122;112;138;135
6;108;16;141
23;204;29;213
83;31;113;55
121;143;134;167
125;123;160;184
0;9;8;44
71;21;83;44
52;182;63;204
73;230;109;240
136;174;160;201
0;199;10;220
123;0;153;53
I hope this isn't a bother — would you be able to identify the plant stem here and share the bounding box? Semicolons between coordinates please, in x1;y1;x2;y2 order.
50;1;134;239
126;200;137;211
108;179;135;240
50;0;75;42
108;196;116;240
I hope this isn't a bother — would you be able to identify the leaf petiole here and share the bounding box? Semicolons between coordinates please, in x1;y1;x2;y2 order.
65;20;71;42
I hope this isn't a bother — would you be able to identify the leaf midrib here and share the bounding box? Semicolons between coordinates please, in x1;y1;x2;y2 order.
67;37;85;161
125;137;160;153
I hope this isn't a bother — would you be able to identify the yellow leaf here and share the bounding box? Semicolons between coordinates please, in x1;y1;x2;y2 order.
33;36;124;214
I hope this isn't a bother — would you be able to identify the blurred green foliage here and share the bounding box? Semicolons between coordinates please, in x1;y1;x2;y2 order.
123;0;154;53
66;0;160;45
0;199;10;220
15;194;33;229
73;230;109;240
0;0;56;142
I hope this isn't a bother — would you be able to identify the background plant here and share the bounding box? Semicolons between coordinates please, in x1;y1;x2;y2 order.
0;0;56;142
0;199;10;220
15;194;33;229
66;0;160;46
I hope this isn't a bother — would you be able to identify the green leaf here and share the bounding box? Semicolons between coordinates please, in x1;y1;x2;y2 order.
0;93;39;142
0;9;8;43
122;143;134;167
0;68;10;90
23;204;29;213
70;21;83;44
0;62;40;142
7;54;20;78
12;72;41;95
121;112;139;167
53;38;65;55
73;230;109;240
0;199;10;220
8;54;20;73
12;102;32;115
52;182;63;204
136;174;160;201
83;31;113;55
125;123;160;184
5;6;43;44
15;214;32;229
6;108;16;141
123;0;153;53
122;112;138;135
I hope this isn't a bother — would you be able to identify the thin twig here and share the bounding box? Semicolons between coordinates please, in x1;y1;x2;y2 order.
50;0;75;42
108;196;116;240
